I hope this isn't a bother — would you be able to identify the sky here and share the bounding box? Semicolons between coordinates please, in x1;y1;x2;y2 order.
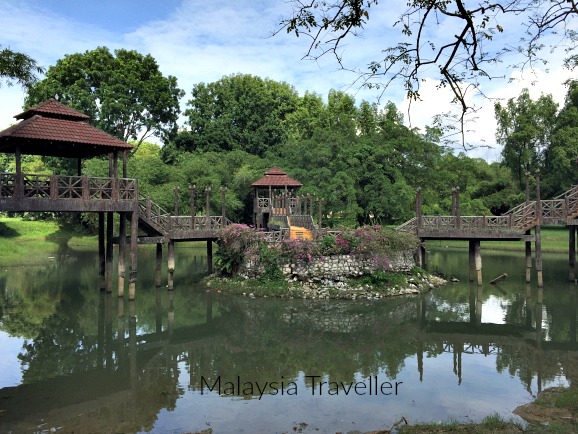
1;0;576;161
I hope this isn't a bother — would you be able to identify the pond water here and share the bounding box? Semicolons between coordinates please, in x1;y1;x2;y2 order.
0;243;577;433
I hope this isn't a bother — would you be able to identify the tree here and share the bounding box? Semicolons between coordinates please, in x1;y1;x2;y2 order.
278;0;578;145
494;89;557;189
184;74;299;157
0;45;44;88
543;80;578;195
25;47;184;151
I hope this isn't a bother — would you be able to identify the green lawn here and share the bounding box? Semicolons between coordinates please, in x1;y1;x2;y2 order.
0;217;98;267
425;226;571;253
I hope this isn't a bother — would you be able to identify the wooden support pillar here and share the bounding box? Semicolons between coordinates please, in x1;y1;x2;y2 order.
118;212;126;297
526;232;532;283
77;158;82;176
207;240;213;274
155;243;163;287
525;172;532;283
99;212;106;290
455;186;461;229
535;170;543;288
128;210;138;300
189;184;196;229
122;150;127;178
205;187;211;229
318;199;323;229
106;212;114;292
173;185;180;216
167;240;175;290
474;240;482;285
570;226;576;282
221;187;227;226
416;187;422;230
14;145;23;198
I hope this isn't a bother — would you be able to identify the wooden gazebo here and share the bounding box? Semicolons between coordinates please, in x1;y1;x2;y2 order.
251;166;302;228
0;99;139;298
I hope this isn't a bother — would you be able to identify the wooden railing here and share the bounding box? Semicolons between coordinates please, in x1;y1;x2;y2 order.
169;215;232;231
0;173;137;201
396;185;578;234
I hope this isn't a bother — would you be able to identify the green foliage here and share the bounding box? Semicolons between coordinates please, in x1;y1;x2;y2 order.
257;243;284;281
25;46;184;149
215;224;258;275
495;89;558;189
0;45;44;88
184;73;299;157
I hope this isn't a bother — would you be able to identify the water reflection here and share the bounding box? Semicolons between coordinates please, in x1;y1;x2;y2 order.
0;247;577;432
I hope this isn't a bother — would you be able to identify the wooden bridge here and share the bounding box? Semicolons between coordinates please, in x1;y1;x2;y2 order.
397;177;578;287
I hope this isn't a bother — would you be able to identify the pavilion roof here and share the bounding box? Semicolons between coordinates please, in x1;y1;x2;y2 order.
0;99;133;158
251;166;303;188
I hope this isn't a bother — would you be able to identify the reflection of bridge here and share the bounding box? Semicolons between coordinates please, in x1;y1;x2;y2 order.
1;284;577;431
416;283;578;391
398;178;578;287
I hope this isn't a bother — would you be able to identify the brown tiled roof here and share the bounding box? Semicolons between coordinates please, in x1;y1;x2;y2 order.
0;114;132;158
15;98;90;121
251;167;303;188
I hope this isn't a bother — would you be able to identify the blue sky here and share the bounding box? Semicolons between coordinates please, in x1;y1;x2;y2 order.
1;1;575;161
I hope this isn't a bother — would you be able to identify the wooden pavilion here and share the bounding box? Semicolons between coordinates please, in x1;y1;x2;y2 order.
251;166;302;229
0;99;139;298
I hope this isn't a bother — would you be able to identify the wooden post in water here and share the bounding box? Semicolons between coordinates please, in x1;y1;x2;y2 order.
155;243;163;287
474;240;482;285
128;209;138;300
167;240;175;290
570;225;576;281
118;212;126;297
535;170;544;287
525;171;532;283
189;184;196;229
99;212;106;290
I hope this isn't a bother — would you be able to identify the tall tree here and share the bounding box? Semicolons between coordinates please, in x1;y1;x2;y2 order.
184;74;299;157
494;89;557;189
543;80;578;195
278;0;578;145
25;47;184;151
0;45;44;88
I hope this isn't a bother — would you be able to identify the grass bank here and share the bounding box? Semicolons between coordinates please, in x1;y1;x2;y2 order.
0;217;98;267
425;226;570;253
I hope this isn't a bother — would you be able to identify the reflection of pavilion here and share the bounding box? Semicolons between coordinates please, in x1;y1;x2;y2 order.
2;284;578;431
416;284;578;392
0;292;223;433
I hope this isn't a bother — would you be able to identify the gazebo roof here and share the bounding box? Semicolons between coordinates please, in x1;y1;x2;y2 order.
251;166;303;188
0;99;133;158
